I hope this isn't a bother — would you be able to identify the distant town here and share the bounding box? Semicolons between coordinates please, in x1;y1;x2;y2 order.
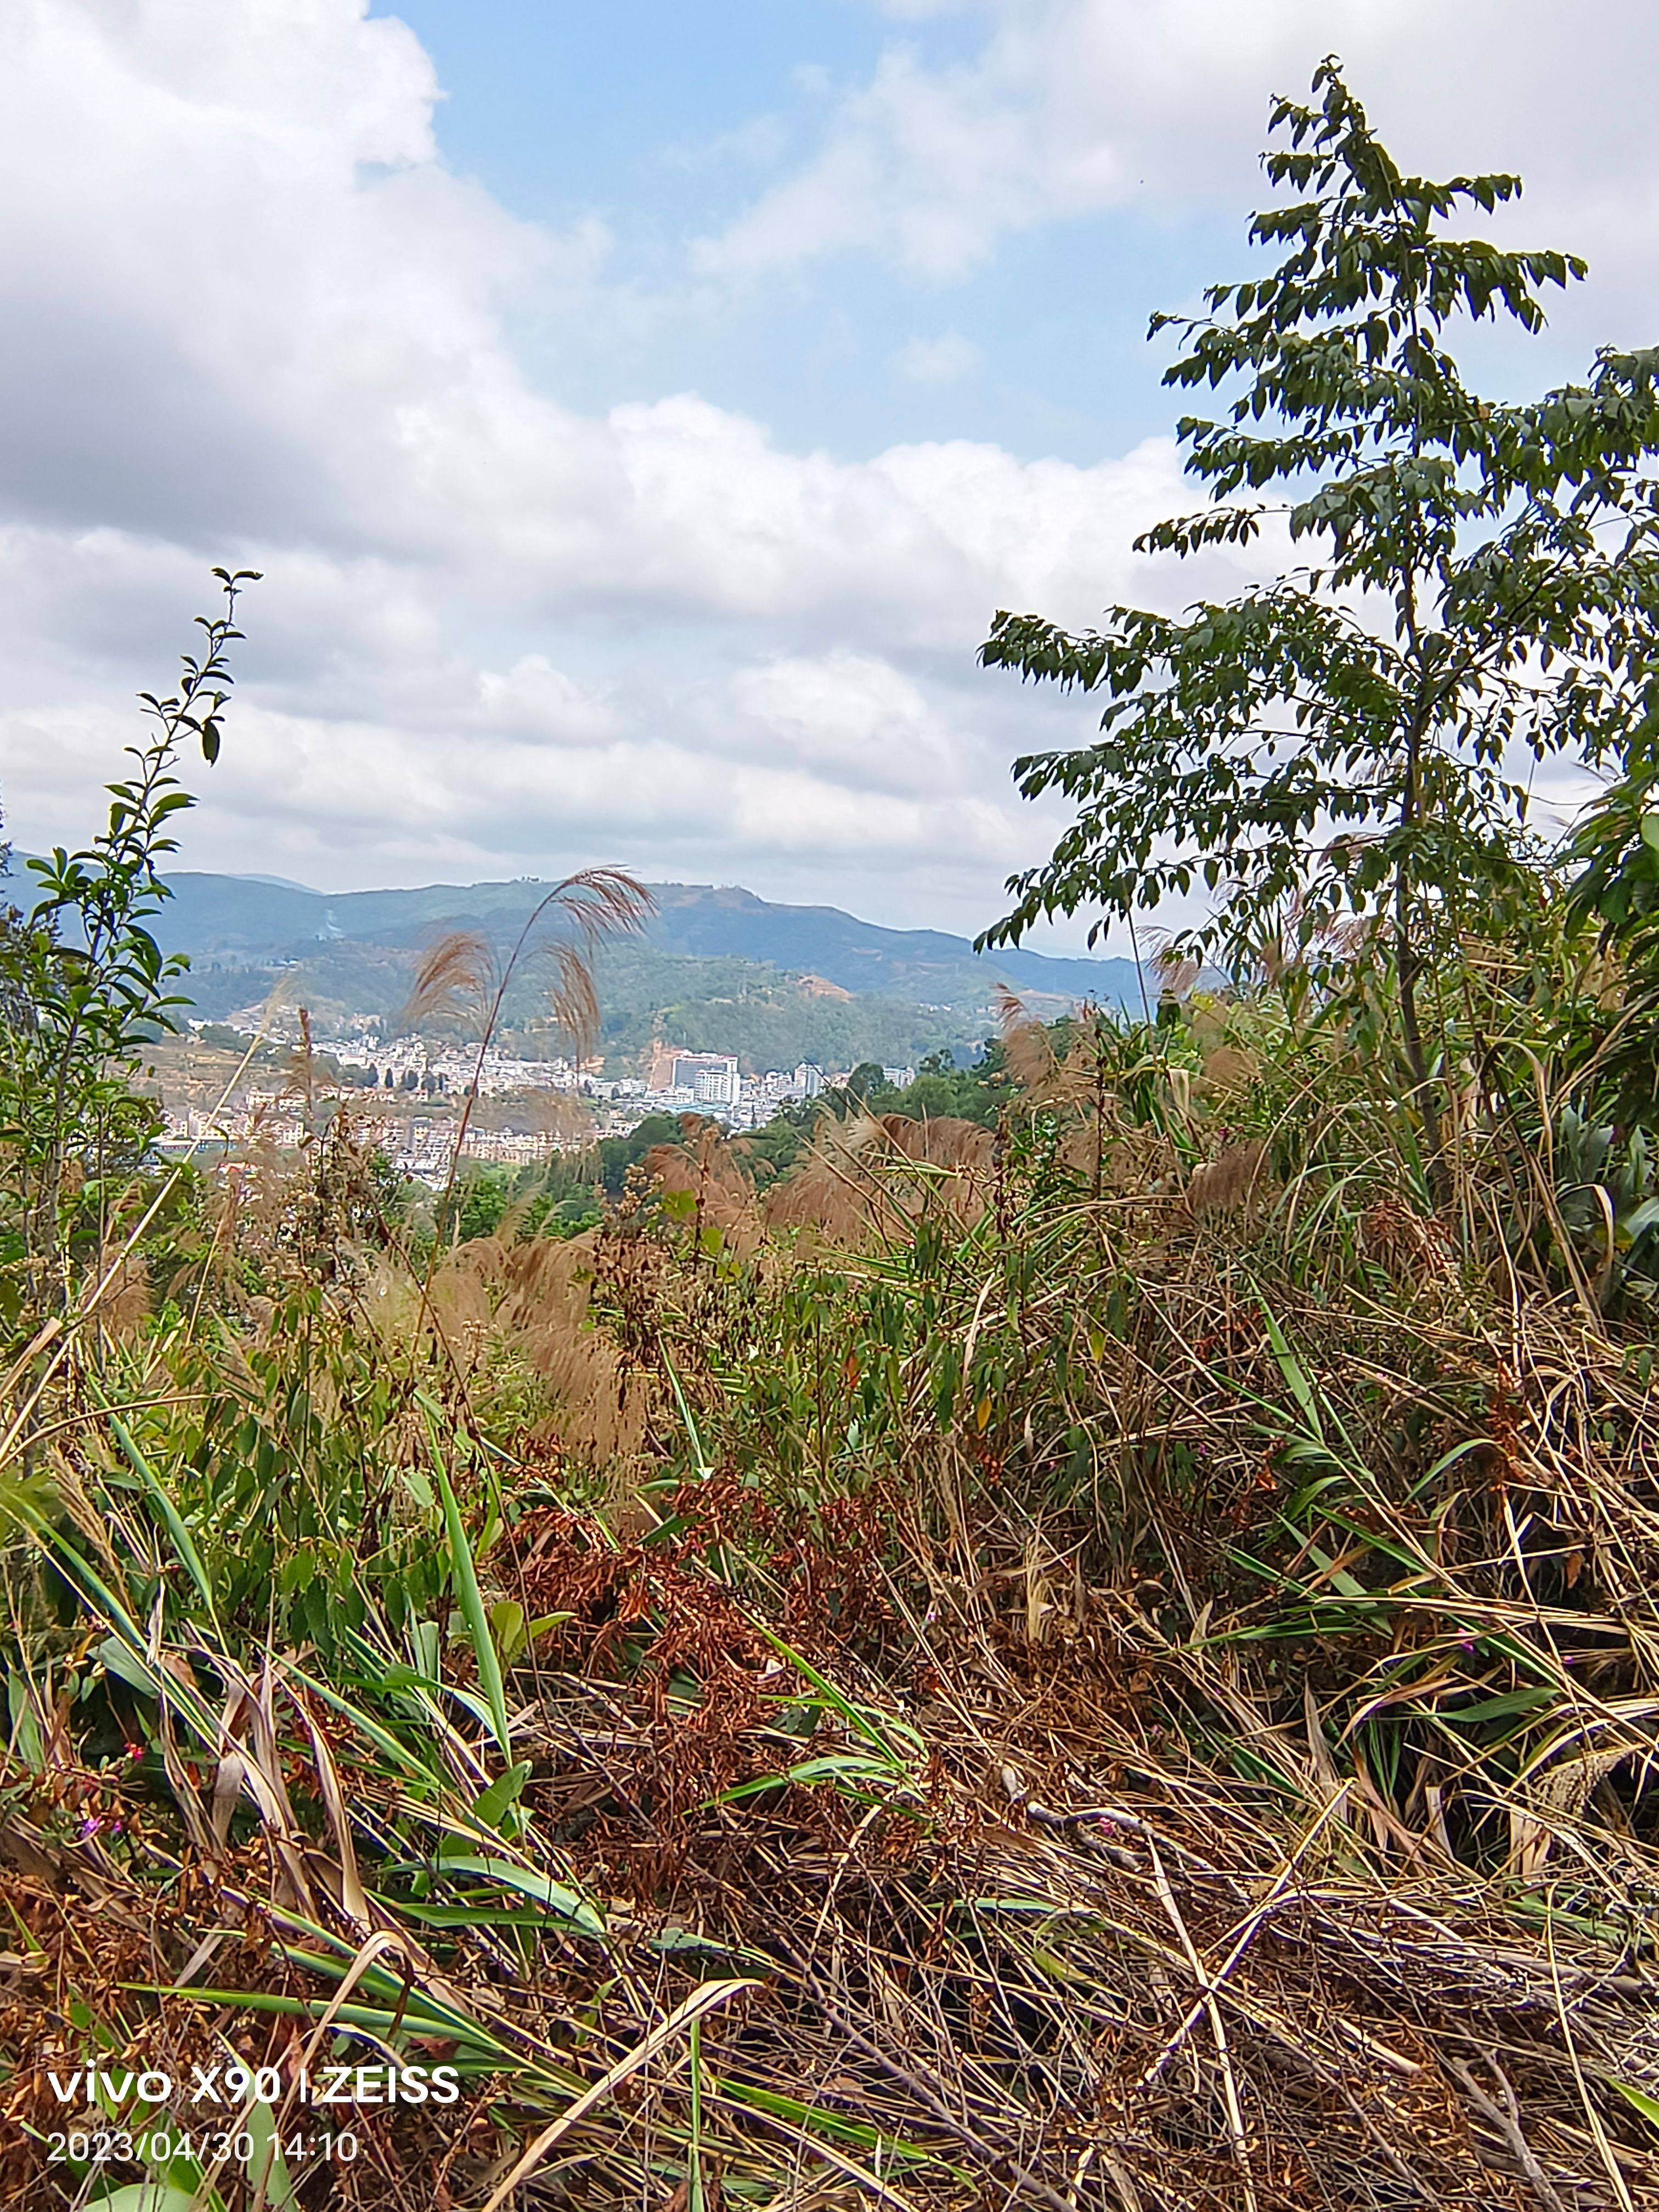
156;1018;916;1183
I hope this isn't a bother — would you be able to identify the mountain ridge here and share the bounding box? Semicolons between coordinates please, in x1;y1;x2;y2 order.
155;871;1143;1011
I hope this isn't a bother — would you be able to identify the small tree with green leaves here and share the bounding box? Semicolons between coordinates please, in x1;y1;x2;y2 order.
0;568;259;1293
978;60;1659;1200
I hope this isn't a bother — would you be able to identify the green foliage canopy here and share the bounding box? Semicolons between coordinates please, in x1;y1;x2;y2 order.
978;60;1659;1149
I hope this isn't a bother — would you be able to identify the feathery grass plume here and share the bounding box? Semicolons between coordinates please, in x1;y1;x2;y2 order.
275;1004;321;1128
1057;1011;1108;1092
879;1109;994;1176
1227;882;1381;991
995;983;1057;1093
1199;1043;1259;1095
511;865;659;1061
402;870;653;1259
89;1243;150;1339
1185;1138;1268;1217
1152;942;1203;1001
763;1111;992;1239
645;1122;761;1247
426;1249;496;1368
496;1231;654;1465
884;1106;1000;1229
875;1110;994;1225
547;937;599;1060
401;926;492;1030
997;984;1098;1115
761;1111;897;1242
368;1222;657;1465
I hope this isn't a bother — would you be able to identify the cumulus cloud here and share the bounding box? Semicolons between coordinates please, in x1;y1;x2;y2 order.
702;0;1659;331
726;650;960;795
0;3;1233;938
5;0;1643;947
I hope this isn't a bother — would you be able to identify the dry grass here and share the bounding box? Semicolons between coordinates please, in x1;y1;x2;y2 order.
2;1480;1655;2209
3;1014;1659;2209
762;1114;994;1241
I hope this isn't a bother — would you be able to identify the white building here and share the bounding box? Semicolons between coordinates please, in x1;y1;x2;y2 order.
693;1063;740;1107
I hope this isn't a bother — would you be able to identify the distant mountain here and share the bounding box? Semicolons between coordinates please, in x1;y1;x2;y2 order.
158;872;1141;1009
109;869;1143;1070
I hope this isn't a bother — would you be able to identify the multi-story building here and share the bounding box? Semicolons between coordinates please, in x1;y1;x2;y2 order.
692;1063;739;1107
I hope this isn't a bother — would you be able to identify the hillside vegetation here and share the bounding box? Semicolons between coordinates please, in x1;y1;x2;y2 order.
4;66;1659;2212
156;873;1139;1073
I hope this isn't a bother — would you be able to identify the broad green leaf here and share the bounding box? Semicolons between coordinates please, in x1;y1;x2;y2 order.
437;1854;606;1938
471;1761;532;1834
88;2190;200;2212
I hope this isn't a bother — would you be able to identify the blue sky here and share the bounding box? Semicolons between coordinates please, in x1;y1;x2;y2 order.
3;1;1656;947
374;0;1227;465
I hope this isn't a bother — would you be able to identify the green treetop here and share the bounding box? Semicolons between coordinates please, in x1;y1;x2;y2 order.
979;59;1659;1192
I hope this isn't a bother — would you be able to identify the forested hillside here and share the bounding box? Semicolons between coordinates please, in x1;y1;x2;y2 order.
149;871;1141;1069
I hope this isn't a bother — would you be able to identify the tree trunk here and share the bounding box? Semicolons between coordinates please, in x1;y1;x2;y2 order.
1393;876;1451;1214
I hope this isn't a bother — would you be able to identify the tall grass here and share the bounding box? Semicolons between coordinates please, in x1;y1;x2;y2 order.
1;946;1657;2209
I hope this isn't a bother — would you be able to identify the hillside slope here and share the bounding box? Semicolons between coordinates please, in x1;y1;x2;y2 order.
130;872;1143;1064
154;872;1141;1008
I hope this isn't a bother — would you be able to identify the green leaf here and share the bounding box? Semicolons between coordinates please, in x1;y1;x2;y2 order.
471;1761;532;1835
436;1854;606;1938
661;1345;713;1476
1611;2079;1659;2134
88;2190;200;2212
98;1635;162;1700
1259;1297;1324;1441
1434;1685;1560;1726
488;1599;528;1667
105;1412;217;1628
422;1406;510;1760
245;2101;298;2210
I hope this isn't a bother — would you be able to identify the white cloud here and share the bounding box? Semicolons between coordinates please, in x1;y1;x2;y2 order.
473;657;621;747
726;650;958;795
701;0;1659;325
0;4;1228;939
664;113;792;173
6;0;1644;951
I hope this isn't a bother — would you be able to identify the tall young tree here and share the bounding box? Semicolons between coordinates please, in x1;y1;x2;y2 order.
978;60;1659;1197
0;570;259;1287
